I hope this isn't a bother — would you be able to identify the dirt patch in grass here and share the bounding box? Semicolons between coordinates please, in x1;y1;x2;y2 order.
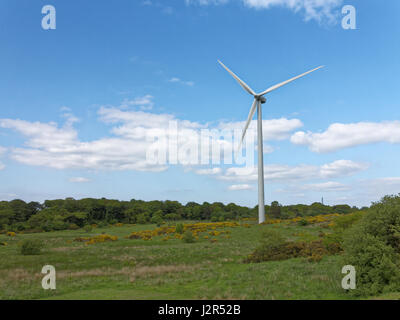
57;268;131;279
310;274;330;281
0;268;41;286
112;255;136;262
50;246;82;252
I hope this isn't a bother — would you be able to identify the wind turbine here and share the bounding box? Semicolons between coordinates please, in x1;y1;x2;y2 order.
218;60;323;224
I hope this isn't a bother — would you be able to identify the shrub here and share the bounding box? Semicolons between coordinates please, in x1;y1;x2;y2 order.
322;211;365;252
12;222;27;232
151;215;163;227
68;223;80;230
136;213;149;224
342;195;400;296
175;223;184;234
245;229;341;263
182;230;195;243
245;229;286;262
74;234;118;245
332;211;364;232
84;225;93;233
298;219;309;226
98;221;108;228
308;253;323;263
19;239;43;255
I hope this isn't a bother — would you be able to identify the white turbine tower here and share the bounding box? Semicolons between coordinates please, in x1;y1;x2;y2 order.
218;60;323;224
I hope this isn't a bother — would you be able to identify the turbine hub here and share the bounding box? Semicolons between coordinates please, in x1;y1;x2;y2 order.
258;96;266;104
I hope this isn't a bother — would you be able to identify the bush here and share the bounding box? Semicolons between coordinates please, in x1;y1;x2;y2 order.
151;215;163;227
98;221;108;228
245;229;285;262
245;229;341;263
298;219;309;226
322;212;364;251
68;223;80;230
84;225;93;233
342;195;400;296
182;230;195;243
332;211;364;232
175;223;184;234
19;239;43;255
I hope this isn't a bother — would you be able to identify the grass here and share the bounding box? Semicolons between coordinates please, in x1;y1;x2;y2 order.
0;220;393;300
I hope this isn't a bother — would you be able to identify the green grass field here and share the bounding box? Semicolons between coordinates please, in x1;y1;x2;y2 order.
0;220;386;300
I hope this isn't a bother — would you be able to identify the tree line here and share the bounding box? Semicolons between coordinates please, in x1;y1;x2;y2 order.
0;198;362;232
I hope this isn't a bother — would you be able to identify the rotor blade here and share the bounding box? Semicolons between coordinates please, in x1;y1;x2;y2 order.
238;99;258;150
218;60;256;96
258;66;324;96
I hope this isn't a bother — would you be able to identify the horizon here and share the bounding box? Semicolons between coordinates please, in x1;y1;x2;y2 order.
0;194;374;209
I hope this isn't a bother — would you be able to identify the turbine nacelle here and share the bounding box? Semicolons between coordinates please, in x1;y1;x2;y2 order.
256;96;266;104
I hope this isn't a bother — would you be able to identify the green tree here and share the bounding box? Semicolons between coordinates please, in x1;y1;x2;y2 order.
342;195;400;296
270;201;282;219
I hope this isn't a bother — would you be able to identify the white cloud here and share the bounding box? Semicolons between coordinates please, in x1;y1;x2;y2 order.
375;177;400;185
228;184;253;191
0;113;167;172
142;1;175;14
195;167;222;175
320;160;368;178
169;77;194;86
61;112;80;126
274;181;349;198
0;119;78;150
334;177;400;207
185;0;343;23
220;160;368;182
301;181;349;192
0;97;306;173
0;146;6;170
69;177;91;183
185;0;229;6
361;177;400;196
291;121;400;153
60;106;71;112
119;95;154;110
0;192;17;200
220;118;303;141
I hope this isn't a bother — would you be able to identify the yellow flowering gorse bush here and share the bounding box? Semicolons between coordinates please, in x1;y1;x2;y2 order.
126;221;240;241
74;234;118;245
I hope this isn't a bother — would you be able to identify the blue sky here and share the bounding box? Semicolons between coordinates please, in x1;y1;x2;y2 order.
0;0;399;207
